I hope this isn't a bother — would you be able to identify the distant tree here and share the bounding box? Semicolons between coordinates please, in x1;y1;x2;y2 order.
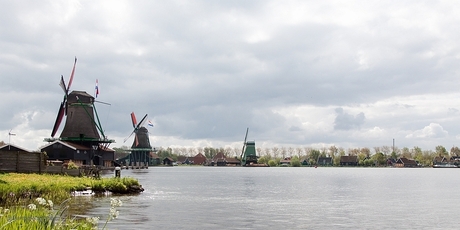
401;147;412;158
329;146;338;157
257;147;263;156
371;152;386;166
348;148;360;156
272;147;280;158
304;147;312;158
204;147;217;158
0;141;5;146
435;145;448;157
373;146;381;155
450;146;460;156
309;149;321;164
259;154;272;165
188;147;197;156
268;160;277;167
288;147;294;158
224;147;233;157
296;147;303;158
320;147;328;157
290;157;301;167
333;148;346;166
382;146;392;156
264;147;272;157
280;147;287;158
360;148;370;158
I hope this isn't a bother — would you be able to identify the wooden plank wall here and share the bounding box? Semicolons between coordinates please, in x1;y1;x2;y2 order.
0;151;45;173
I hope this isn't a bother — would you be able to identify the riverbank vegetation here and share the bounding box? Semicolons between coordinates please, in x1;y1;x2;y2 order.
114;144;458;167
0;173;141;206
0;197;122;229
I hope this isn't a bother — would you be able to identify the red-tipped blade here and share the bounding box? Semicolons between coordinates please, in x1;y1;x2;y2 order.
51;102;66;137
67;57;77;92
130;112;137;128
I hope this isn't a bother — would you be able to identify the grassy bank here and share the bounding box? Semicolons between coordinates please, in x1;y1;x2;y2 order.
0;173;142;206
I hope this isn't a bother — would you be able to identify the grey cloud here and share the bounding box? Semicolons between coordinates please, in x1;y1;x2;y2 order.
333;108;365;130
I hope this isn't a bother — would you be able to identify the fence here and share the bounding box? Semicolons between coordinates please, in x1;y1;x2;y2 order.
0;151;45;173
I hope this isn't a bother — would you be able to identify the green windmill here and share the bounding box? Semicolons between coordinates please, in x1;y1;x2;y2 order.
240;128;258;166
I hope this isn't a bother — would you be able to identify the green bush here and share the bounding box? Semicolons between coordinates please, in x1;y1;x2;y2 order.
268;160;277;167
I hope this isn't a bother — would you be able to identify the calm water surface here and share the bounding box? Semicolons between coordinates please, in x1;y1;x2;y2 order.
76;167;460;229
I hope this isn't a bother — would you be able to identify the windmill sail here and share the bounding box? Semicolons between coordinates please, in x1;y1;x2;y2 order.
50;57;77;137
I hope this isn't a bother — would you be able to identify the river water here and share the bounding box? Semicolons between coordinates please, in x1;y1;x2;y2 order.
74;167;460;229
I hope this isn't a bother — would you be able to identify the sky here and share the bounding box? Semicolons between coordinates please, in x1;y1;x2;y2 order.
1;0;460;153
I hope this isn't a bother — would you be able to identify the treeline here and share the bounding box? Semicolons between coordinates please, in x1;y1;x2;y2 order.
113;145;460;167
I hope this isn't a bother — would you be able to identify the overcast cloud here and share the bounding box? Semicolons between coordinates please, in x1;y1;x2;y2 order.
2;0;460;152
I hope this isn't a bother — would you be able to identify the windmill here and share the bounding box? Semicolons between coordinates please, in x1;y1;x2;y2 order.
122;112;152;168
240;128;258;166
44;57;114;167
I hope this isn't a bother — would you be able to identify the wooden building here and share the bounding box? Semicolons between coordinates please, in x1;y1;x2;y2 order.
317;157;333;166
40;140;114;167
394;157;418;168
340;155;358;166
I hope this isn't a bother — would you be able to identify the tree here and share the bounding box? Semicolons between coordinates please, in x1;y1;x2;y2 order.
371;152;386;166
288;147;295;158
272;147;280;158
435;145;448;157
296;147;303;158
401;147;412;158
450;146;460;156
290;157;301;167
280;147;287;158
310;149;321;164
268;160;277;167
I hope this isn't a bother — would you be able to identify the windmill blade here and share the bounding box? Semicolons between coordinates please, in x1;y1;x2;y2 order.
123;130;136;143
130;112;138;128
134;133;139;147
137;114;148;128
66;57;77;92
240;128;249;158
59;75;67;94
51;102;66;137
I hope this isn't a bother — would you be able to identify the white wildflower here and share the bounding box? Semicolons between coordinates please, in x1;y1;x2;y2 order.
28;203;37;210
36;197;47;206
86;216;100;225
110;198;122;208
47;200;54;209
109;207;119;220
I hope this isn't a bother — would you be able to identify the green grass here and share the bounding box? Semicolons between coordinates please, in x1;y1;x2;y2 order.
0;173;141;206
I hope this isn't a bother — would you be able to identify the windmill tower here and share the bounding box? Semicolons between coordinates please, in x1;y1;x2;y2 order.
240;128;258;166
123;112;152;168
44;57;114;166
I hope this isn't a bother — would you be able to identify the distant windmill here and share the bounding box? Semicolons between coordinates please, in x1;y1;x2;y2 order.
124;112;151;149
240;127;258;166
121;112;152;169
